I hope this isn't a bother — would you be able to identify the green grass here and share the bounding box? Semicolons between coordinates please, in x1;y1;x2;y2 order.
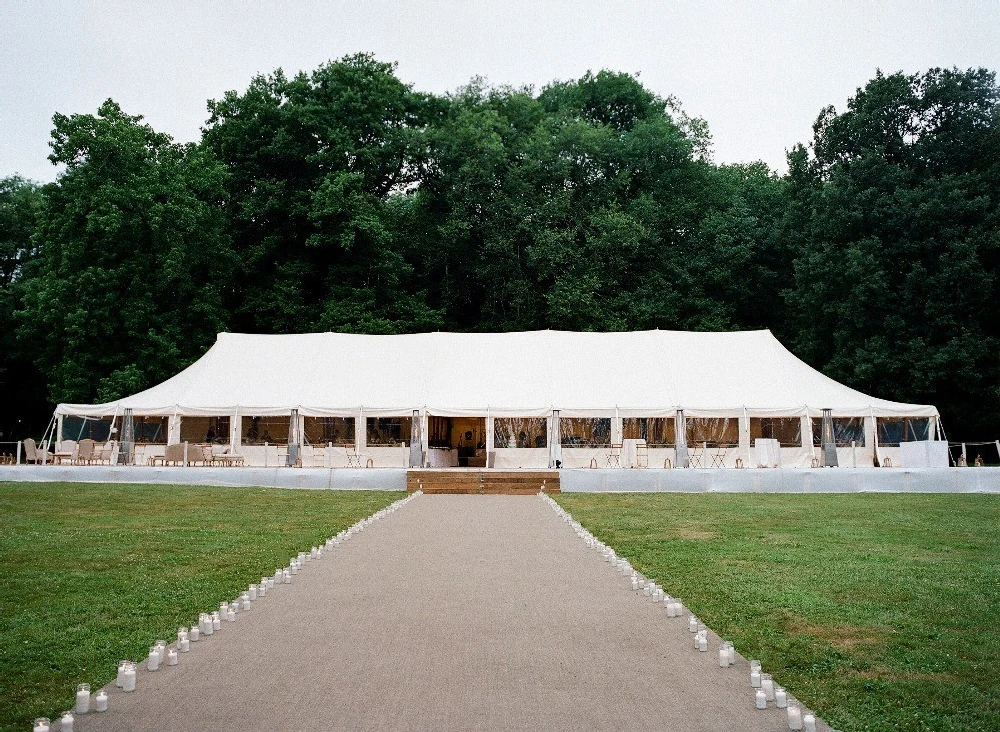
555;493;1000;732
0;482;403;732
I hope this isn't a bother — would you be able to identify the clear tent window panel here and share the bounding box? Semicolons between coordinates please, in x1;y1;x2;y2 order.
877;418;931;446
750;417;801;447
303;417;354;447
240;416;290;445
181;416;231;444
811;417;866;447
62;416;116;442
366;417;412;447
622;417;675;446
686;417;739;448
560;418;612;448
494;418;548;449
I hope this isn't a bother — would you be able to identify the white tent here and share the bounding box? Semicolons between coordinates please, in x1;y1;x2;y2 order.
55;330;940;469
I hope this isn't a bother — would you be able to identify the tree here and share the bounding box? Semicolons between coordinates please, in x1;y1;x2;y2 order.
202;53;441;334
17;100;235;404
0;176;49;439
784;68;1000;436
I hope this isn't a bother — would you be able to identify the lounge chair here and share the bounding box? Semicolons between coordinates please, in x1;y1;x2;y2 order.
77;438;96;465
22;438;50;464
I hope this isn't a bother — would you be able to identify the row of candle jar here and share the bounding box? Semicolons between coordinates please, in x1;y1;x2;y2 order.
49;495;422;732
750;660;817;731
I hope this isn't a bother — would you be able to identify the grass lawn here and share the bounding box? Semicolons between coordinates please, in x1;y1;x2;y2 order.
555;493;1000;732
0;482;403;732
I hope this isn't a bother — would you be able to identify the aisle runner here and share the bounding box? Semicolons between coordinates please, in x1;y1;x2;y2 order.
76;495;817;732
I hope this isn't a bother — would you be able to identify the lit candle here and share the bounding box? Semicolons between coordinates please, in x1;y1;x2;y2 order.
60;712;74;732
688;615;698;633
122;663;136;692
167;649;178;666
178;627;188;643
116;660;127;688
786;699;803;730
750;660;761;688
75;683;90;713
274;569;282;584
761;673;775;701
283;569;291;584
718;646;730;667
148;645;161;671
242;595;251;611
697;634;708;652
232;597;240;612
227;608;236;622
212;612;221;630
803;713;816;732
190;625;200;642
94;690;108;712
180;637;190;652
203;613;213;635
33;718;50;732
249;584;258;601
775;687;787;708
755;689;767;709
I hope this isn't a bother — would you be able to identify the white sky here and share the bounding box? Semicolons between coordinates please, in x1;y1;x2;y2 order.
2;0;998;183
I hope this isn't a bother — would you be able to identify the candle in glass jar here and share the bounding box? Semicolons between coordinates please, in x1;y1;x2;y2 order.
123;662;136;692
283;569;291;584
94;690;108;712
242;596;251;611
718;646;730;667
212;612;221;630
688;615;698;632
33;718;50;732
290;564;298;576
258;581;267;598
116;660;127;687
227;608;236;622
180;636;190;652
190;625;200;642
148;646;161;671
775;687;787;708
75;683;90;713
803;714;816;732
750;663;761;688
697;633;708;652
60;712;74;732
761;673;775;701
249;584;257;601
786;699;803;730
631;577;639;591
755;689;767;709
167;649;178;666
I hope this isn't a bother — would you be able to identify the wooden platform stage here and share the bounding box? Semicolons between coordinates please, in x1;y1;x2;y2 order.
406;469;560;495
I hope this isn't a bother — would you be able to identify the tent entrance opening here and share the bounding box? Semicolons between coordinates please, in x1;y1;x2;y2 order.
427;417;486;467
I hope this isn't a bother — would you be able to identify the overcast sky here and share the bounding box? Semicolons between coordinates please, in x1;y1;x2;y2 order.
2;1;999;183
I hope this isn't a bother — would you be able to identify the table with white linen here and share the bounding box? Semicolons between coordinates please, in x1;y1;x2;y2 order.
621;439;646;468
754;438;781;468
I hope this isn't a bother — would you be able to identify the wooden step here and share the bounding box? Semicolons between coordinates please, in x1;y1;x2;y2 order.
406;469;560;494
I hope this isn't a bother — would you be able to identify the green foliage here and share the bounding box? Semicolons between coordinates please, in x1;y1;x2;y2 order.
16;100;235;405
557;492;1000;732
783;68;1000;436
0;482;402;732
3;59;999;437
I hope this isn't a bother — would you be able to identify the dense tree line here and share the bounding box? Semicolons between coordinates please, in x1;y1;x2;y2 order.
1;56;997;439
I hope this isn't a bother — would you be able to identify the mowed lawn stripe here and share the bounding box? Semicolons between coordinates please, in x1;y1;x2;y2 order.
0;482;403;732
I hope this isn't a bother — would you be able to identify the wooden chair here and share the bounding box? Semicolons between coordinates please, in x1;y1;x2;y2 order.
606;443;623;468
22;438;49;464
77;438;96;465
635;440;648;468
54;440;77;465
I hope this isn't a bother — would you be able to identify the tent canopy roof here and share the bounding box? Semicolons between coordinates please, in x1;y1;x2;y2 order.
56;330;938;419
